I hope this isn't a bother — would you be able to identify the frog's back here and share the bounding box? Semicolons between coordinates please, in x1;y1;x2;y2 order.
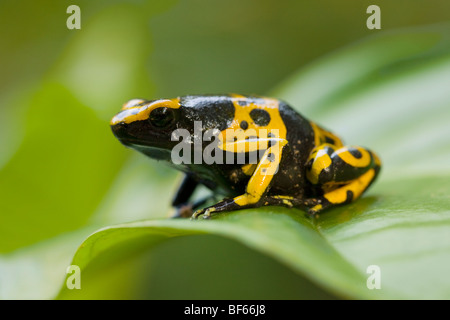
177;95;318;197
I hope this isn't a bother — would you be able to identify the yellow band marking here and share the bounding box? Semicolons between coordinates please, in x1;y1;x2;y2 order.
306;147;333;185
273;195;294;200
336;146;371;168
324;168;375;204
110;98;180;125
221;94;287;206
218;94;286;153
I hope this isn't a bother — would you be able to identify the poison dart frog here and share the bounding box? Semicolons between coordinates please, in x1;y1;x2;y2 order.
111;94;381;219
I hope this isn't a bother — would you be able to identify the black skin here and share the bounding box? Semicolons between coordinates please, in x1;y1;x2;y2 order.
111;94;380;219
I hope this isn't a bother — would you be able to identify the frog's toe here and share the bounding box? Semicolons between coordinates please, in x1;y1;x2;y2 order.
191;207;217;220
190;208;205;220
306;203;325;216
202;208;213;219
307;208;320;215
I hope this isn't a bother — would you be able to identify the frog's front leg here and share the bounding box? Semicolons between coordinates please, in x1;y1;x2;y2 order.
305;144;381;214
171;174;217;218
192;140;287;219
191;198;240;219
171;174;198;218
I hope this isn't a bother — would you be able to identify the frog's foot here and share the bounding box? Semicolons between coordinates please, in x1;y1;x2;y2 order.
191;207;214;220
191;198;244;220
190;209;202;220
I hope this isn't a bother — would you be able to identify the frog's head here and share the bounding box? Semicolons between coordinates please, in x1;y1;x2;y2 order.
110;96;235;161
110;98;183;160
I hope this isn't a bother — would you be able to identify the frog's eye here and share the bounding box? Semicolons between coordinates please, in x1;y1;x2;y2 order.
149;107;175;128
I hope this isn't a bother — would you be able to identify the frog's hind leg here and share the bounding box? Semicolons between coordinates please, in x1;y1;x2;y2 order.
306;144;381;214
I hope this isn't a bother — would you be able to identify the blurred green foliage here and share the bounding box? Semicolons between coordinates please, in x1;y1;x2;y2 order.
1;0;450;300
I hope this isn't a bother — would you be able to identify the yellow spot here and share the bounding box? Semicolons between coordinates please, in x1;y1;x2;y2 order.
110;98;180;125
273;195;294;200
324;168;375;204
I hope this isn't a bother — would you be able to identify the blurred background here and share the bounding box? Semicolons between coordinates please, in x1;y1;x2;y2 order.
1;0;449;299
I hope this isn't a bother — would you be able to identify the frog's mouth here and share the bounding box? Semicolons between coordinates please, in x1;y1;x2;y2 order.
111;122;174;161
114;138;173;161
132;144;173;161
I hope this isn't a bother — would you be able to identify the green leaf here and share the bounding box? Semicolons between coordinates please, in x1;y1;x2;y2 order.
317;175;450;299
59;209;395;299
